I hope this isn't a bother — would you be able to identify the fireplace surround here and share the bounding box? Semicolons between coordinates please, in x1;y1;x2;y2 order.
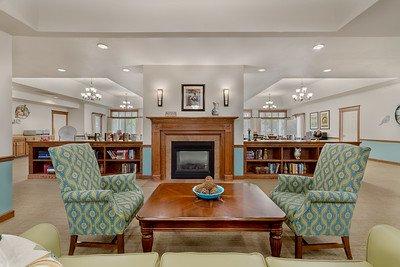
148;116;237;180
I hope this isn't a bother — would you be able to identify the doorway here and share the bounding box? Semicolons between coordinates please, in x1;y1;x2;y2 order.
52;110;69;140
339;106;360;142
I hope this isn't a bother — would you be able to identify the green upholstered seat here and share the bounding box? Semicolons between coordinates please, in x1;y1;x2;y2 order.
48;143;144;237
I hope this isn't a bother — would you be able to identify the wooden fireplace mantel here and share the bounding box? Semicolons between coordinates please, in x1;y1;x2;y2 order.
147;116;238;180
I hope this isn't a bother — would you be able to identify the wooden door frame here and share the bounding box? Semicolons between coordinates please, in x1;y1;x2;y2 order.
52;110;69;135
339;105;360;142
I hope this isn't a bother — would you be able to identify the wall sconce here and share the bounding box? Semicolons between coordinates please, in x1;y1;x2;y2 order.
223;89;229;107
157;89;163;107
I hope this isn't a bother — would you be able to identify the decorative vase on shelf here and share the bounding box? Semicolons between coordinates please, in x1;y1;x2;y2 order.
294;148;302;160
211;102;219;116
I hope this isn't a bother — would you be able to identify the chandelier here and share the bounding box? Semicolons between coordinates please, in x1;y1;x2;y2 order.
263;94;277;109
81;79;102;101
120;94;133;109
292;82;313;102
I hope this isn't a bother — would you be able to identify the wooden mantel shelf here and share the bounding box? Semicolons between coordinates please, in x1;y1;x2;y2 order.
149;116;238;181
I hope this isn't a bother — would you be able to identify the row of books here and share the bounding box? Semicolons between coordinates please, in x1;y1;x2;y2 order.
283;163;307;175
107;149;136;160
121;163;137;174
43;163;55;174
37;151;50;159
254;163;280;174
246;149;270;160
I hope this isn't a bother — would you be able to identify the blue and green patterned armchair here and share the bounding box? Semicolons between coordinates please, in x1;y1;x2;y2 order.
271;143;370;259
48;143;144;255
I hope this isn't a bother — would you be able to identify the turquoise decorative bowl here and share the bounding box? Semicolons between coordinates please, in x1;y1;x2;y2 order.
192;185;224;200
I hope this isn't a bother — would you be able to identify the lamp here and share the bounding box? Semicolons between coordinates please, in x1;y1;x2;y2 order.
223;89;229;107
157;89;163;107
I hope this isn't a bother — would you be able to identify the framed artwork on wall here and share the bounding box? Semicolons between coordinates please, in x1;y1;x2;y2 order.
320;110;330;130
310;112;319;130
181;84;205;111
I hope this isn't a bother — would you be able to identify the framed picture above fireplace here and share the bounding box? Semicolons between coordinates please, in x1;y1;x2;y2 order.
181;84;205;111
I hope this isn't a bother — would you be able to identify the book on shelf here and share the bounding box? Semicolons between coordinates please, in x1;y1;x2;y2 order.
37;151;50;159
121;163;137;174
107;149;136;160
254;163;280;174
283;163;307;175
43;163;55;174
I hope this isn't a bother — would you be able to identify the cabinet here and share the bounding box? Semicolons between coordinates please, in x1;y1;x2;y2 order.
13;137;26;157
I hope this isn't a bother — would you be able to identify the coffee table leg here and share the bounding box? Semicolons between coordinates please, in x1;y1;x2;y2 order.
269;227;283;257
141;228;154;252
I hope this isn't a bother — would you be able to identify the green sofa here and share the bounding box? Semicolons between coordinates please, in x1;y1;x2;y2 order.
48;143;144;254
271;144;371;258
20;223;400;267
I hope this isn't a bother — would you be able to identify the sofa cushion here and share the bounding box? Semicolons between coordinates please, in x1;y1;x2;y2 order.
161;252;266;267
271;191;309;220
59;252;159;267
266;257;372;267
114;191;144;222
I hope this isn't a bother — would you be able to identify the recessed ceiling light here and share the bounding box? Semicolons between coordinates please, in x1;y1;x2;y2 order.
323;69;332;72
53;96;59;99
57;68;66;72
258;68;266;72
313;44;325;50
122;68;130;72
97;43;108;49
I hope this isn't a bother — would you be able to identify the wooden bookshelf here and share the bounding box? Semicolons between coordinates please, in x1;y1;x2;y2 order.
27;141;143;179
243;140;360;179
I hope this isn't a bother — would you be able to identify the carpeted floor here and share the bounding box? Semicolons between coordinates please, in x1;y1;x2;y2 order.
1;159;399;260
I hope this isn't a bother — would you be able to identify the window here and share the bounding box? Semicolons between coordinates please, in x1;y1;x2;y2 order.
243;109;252;137
91;113;104;133
108;109;139;134
259;110;287;136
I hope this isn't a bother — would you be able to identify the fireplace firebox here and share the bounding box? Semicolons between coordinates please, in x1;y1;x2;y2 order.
171;141;214;179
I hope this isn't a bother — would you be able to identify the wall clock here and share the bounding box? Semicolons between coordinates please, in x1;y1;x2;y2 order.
396;105;400;125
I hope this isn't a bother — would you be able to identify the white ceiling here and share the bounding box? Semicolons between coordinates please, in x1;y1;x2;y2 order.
2;0;400;110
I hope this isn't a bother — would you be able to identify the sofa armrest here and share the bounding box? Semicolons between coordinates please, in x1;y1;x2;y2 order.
307;190;357;203
101;173;142;193
273;174;313;194
367;224;400;267
62;189;112;203
20;223;62;258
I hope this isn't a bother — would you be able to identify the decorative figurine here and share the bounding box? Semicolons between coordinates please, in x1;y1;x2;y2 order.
211;101;219;116
294;148;302;160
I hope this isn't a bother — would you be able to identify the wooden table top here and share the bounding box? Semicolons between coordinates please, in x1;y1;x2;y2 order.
136;182;286;222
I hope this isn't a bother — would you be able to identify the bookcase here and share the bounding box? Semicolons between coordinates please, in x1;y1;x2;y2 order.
27;141;143;179
243;140;360;179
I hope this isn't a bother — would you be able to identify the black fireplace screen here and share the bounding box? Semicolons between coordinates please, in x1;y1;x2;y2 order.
171;141;214;179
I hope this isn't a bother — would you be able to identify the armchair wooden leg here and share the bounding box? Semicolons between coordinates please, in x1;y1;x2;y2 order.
295;235;303;259
116;234;125;254
342;236;353;260
69;235;78;255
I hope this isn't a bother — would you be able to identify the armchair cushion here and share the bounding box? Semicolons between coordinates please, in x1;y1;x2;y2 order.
273;174;313;194
265;257;371;267
114;191;144;222
62;190;112;203
307;190;357;203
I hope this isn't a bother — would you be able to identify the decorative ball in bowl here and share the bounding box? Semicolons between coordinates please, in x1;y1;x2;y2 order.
192;176;224;200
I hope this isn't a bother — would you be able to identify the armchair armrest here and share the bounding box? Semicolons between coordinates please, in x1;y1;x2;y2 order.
62;190;112;203
273;174;313;194
101;173;142;193
20;223;62;258
307;190;357;203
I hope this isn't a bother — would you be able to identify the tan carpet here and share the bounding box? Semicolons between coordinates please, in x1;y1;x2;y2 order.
1;159;400;260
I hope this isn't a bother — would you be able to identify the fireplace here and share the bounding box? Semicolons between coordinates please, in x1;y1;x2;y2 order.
171;141;214;179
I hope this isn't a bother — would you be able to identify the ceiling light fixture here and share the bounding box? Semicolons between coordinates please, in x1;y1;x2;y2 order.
81;78;102;101
323;69;332;73
97;43;108;49
258;68;266;72
292;82;313;102
120;93;133;109
122;68;131;72
262;94;277;109
313;44;325;50
57;68;66;72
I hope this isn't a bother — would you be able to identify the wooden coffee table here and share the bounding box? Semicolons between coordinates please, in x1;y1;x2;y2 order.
136;182;286;256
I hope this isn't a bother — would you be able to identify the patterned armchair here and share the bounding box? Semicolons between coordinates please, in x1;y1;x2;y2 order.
49;143;144;255
271;143;370;259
